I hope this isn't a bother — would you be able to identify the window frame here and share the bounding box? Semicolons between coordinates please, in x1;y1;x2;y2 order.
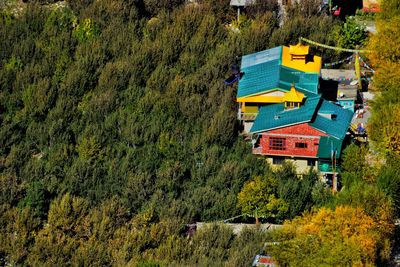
285;102;300;109
307;159;316;167
269;137;286;150
295;142;308;149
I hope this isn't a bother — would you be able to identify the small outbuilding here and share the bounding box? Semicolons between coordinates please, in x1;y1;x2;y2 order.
230;0;256;21
337;83;359;112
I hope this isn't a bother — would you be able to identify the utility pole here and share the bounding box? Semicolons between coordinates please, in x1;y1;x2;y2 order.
355;49;362;90
331;142;337;193
332;150;337;193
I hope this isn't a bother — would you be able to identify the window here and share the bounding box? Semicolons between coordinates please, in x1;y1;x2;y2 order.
285;102;300;109
295;142;308;149
273;157;285;165
269;137;286;150
307;159;316;167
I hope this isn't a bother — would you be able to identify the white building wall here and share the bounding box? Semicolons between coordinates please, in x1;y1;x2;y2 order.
266;156;316;174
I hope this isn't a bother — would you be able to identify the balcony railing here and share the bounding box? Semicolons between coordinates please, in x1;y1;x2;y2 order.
238;112;258;121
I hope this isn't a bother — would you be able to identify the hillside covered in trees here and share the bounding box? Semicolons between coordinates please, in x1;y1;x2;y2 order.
0;0;399;266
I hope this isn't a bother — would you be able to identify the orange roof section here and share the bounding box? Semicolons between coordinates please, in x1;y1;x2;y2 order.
282;45;322;74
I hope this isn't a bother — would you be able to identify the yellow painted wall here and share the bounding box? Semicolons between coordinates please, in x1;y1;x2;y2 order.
281;46;322;74
237;90;287;104
245;105;258;113
237;95;284;103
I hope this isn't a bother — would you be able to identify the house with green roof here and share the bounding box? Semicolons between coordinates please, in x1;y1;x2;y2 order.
250;95;353;177
237;45;321;132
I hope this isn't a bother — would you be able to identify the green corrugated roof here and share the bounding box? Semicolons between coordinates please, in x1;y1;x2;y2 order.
317;136;343;159
237;47;319;98
250;95;321;133
310;100;353;140
278;67;319;94
250;96;353;141
241;46;282;69
238;59;281;97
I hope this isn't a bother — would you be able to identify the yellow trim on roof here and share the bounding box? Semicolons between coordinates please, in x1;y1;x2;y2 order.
237;89;287;103
238;88;288;98
283;86;305;102
281;46;322;73
237;95;284;103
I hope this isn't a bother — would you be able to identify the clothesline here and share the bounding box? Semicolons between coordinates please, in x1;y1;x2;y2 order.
323;55;354;67
300;37;372;53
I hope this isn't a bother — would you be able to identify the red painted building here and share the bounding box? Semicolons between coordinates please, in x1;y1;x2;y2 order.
254;123;328;158
250;96;354;174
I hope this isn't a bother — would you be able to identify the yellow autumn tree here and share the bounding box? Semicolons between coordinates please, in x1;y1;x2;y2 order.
367;0;400;155
237;176;288;224
26;194;90;266
0;205;40;266
270;206;390;266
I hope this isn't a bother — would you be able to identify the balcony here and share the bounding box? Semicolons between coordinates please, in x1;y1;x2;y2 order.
238;112;258;121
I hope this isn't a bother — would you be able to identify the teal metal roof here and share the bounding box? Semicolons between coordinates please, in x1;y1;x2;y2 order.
250;96;322;133
250;96;353;140
238;59;281;97
241;46;282;69
237;47;319;98
278;67;319;94
310;100;353;140
317;136;343;159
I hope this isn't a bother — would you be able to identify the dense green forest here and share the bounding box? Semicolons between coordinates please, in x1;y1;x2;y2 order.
0;0;399;265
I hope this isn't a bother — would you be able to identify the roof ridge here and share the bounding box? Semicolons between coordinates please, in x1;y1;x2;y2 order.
311;97;323;123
